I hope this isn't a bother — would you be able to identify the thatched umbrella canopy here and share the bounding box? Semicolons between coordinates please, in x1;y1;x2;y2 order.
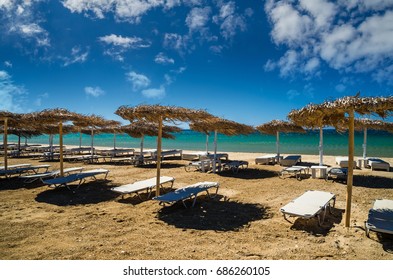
256;120;305;160
115;104;215;195
121;121;181;162
288;94;393;228
22;108;83;176
288;103;343;166
190;117;255;172
1;111;24;169
354;118;393;159
75;115;121;156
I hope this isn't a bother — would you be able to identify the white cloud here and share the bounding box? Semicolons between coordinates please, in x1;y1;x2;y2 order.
278;50;299;77
186;7;211;32
99;34;150;48
0;70;27;112
163;33;190;53
265;0;393;84
0;0;13;10
62;0;163;23
1;1;50;48
154;52;175;65
62;46;89;66
299;0;336;29
268;2;312;47
126;71;150;91
213;1;246;40
85;86;105;97
4;61;12;68
142;86;166;99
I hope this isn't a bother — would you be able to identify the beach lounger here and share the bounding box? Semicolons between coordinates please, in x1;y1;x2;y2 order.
279;166;309;180
182;151;209;161
280;155;301;167
153;181;219;208
222;160;249;174
152;149;183;159
110;156;140;165
327;167;347;183
366;158;390;171
335;156;357;169
42;168;109;190
184;159;213;173
280;190;336;226
255;154;276;165
19;167;84;183
0;164;51;179
365;199;393;238
111;176;175;200
0;163;31;170
203;153;229;161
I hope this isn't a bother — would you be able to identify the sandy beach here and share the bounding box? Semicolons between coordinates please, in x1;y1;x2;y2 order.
1;150;393;260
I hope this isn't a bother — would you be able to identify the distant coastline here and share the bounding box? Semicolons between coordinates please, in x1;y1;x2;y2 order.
2;129;393;157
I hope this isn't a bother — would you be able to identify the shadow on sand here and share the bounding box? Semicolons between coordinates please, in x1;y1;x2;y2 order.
156;198;270;231
287;208;344;236
217;167;278;180
35;181;117;206
353;175;393;189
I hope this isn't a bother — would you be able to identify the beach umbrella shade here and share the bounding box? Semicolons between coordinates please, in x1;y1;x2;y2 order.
121;120;181;162
353;118;393;159
256;120;305;160
22;108;83;176
75;115;121;156
288;94;393;227
115;104;215;195
1;111;24;169
190;117;255;173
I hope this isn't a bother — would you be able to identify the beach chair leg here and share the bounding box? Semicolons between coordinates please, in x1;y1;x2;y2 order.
283;214;293;224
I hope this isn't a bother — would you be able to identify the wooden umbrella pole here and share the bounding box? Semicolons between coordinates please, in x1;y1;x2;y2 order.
3;117;8;170
59;122;64;177
155;116;163;196
345;110;355;227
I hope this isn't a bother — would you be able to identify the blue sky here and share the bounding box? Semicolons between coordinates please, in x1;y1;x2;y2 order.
1;0;393;126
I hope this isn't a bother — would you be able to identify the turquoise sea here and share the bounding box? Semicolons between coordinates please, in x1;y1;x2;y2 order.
3;129;393;157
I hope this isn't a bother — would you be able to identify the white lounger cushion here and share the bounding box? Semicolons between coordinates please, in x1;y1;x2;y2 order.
111;176;175;197
365;199;393;237
43;168;109;189
153;181;219;207
280;190;336;225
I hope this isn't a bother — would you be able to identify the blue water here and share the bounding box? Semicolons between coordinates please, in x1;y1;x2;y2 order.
2;129;393;157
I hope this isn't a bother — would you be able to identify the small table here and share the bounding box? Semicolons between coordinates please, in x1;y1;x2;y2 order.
311;165;328;179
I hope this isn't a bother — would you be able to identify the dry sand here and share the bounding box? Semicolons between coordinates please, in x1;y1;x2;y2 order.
0;150;393;260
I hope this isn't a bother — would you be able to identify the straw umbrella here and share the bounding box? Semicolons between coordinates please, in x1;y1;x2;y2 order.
1;111;24;169
256;120;305;161
23;108;82;176
288;94;393;227
354;118;393;160
74;115;121;157
190;117;255;173
115;104;215;195
121;120;181;163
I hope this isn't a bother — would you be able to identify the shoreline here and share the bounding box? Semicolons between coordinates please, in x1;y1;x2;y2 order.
5;142;393;168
